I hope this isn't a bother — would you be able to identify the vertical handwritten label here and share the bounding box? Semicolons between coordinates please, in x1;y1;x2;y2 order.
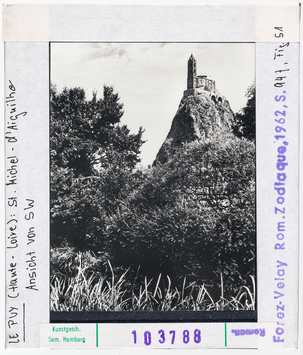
5;80;22;346
5;80;39;345
24;199;38;292
6;306;21;345
5;79;39;345
5;41;50;349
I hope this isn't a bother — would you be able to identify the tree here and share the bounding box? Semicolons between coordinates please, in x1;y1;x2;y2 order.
106;135;256;298
233;83;255;141
167;137;256;296
50;84;145;250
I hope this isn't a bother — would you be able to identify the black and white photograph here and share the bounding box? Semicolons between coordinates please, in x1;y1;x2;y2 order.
3;2;301;350
50;42;256;315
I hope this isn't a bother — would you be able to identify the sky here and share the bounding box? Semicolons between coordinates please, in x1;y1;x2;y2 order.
51;43;255;166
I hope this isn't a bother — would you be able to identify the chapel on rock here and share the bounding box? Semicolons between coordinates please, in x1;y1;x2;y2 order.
183;54;224;104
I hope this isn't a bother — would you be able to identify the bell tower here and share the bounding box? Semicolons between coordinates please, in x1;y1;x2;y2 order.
187;54;196;89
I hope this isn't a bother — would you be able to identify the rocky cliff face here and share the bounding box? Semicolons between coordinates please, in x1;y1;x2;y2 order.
154;91;235;165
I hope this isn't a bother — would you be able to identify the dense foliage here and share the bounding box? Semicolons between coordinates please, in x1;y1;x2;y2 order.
233;83;255;141
51;84;256;305
50;85;145;250
106;136;255;298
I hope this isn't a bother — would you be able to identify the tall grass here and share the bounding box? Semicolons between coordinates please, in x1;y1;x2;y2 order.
51;248;255;312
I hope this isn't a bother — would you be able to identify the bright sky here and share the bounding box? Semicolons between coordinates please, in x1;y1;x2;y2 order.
51;43;255;166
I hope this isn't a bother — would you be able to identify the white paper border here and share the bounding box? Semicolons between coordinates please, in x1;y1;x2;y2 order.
1;1;302;354
2;4;300;43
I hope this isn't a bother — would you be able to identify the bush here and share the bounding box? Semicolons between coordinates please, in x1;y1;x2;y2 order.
104;135;255;300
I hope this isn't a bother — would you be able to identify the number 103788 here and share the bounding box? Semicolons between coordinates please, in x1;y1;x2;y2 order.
132;329;201;346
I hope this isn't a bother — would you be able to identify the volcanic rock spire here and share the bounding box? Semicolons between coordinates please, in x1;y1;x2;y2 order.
154;55;235;165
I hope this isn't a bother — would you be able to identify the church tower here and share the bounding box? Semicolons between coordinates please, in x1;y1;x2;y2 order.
187;54;196;89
